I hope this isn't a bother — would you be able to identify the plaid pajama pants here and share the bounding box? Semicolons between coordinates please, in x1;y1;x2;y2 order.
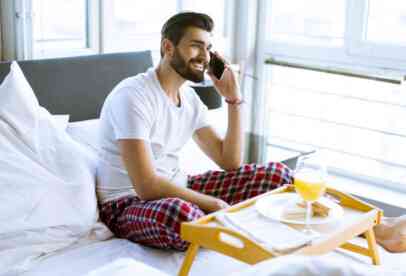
99;162;293;251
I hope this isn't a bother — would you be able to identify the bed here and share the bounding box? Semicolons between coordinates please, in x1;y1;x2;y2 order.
0;51;405;276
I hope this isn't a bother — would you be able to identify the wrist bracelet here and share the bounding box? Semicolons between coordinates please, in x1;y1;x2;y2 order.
225;98;245;105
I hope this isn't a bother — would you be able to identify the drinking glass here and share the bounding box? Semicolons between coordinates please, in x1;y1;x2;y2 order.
293;151;327;236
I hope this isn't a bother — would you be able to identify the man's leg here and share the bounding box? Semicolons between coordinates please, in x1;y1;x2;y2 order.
99;195;205;251
188;162;293;205
374;215;406;253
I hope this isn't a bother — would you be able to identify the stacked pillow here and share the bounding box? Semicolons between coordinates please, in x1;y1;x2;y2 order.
66;119;101;155
0;62;102;274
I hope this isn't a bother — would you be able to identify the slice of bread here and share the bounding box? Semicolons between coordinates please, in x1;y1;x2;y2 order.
297;201;330;217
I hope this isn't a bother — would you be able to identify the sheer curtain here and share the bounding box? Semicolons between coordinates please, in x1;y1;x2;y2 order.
222;0;269;164
0;1;18;61
235;0;270;164
0;3;3;61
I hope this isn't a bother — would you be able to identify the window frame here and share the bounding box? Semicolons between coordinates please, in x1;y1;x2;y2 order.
263;0;406;75
260;0;406;193
347;0;406;63
14;0;233;60
17;0;100;59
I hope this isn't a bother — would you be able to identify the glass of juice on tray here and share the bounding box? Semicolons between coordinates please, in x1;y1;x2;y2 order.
294;151;327;235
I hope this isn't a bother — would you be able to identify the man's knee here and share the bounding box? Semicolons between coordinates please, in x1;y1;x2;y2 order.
158;198;205;233
122;198;204;251
266;161;294;185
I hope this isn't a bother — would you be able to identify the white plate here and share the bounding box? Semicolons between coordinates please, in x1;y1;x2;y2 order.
255;193;344;225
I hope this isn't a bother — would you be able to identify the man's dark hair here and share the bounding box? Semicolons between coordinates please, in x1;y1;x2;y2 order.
160;12;214;57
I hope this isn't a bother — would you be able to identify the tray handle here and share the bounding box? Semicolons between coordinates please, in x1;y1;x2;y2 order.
181;223;273;264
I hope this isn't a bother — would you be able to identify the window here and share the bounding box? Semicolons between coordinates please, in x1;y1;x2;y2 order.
30;0;99;59
102;0;177;61
348;0;406;62
366;1;406;46
103;0;229;63
16;1;229;61
264;0;406;192
265;0;406;72
266;0;346;47
266;66;406;192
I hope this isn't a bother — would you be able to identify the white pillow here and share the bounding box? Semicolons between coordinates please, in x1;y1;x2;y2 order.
52;114;70;131
0;62;39;152
0;62;100;273
0;61;98;230
66;119;100;154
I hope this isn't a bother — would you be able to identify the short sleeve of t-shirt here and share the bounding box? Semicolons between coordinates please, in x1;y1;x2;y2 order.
108;86;154;141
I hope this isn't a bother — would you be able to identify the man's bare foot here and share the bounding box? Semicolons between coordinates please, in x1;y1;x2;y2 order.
374;215;406;253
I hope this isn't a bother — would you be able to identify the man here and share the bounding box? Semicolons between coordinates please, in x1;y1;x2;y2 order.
96;12;293;251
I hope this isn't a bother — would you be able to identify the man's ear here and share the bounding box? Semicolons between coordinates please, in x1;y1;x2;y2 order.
162;38;175;58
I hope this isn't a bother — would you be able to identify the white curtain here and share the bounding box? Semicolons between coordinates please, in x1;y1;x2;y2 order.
232;0;269;164
0;1;18;61
0;3;3;61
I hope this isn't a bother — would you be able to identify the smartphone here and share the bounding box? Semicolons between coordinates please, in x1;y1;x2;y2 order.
209;52;225;80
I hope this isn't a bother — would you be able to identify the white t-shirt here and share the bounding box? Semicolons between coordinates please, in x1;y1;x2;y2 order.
96;67;209;203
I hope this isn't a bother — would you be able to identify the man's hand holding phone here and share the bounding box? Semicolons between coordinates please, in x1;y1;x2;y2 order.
207;51;241;102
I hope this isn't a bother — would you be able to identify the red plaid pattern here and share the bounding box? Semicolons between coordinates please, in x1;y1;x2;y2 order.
188;162;292;205
99;196;204;250
99;162;293;251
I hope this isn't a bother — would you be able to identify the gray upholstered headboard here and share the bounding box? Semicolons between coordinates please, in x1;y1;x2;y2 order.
0;51;153;122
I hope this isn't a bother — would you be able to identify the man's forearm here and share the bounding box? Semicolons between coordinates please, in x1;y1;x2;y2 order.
222;103;244;169
135;174;218;212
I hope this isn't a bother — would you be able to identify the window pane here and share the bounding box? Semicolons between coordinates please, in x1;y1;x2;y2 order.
266;0;345;47
266;65;406;190
107;0;176;60
33;0;87;51
107;1;227;61
113;0;176;35
366;0;406;46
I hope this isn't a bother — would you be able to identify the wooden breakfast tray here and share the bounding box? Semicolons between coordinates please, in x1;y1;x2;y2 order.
178;185;383;276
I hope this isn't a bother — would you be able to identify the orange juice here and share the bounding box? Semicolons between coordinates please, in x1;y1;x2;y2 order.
294;170;326;202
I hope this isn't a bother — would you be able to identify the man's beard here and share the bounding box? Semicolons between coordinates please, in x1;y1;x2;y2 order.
170;48;206;83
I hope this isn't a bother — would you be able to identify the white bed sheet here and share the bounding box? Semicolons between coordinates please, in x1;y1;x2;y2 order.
231;255;406;276
21;237;249;276
20;235;405;276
